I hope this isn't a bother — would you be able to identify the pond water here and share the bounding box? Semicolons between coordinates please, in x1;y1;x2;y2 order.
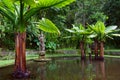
0;57;120;80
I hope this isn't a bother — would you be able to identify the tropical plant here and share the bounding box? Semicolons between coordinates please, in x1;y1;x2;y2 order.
89;21;120;60
46;41;57;52
0;0;75;78
66;24;93;60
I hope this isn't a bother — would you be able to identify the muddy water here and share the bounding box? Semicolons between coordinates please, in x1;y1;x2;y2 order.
0;57;120;80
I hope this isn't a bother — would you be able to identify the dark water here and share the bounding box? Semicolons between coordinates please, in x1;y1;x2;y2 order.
0;57;120;80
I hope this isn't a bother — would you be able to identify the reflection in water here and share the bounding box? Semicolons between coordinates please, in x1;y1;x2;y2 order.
81;60;96;80
100;61;106;80
95;61;106;80
39;62;46;80
0;57;120;80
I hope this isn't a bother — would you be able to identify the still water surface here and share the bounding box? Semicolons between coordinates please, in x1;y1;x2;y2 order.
0;57;120;80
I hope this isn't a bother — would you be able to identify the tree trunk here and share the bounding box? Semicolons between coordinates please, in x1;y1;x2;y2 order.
80;41;85;60
99;41;104;60
13;32;30;78
94;40;99;59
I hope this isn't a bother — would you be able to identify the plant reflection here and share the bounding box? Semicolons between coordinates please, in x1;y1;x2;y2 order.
81;60;96;80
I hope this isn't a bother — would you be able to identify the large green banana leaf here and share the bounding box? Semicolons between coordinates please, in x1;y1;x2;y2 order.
37;18;60;35
24;0;75;21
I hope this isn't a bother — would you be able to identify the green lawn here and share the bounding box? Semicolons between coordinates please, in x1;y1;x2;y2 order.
0;54;38;68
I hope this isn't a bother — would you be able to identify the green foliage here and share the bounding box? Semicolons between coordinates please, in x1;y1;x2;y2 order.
90;12;108;22
89;21;120;41
26;22;40;49
46;41;57;51
24;0;75;21
0;25;5;38
103;0;120;26
0;0;75;32
75;0;108;24
66;24;93;41
0;0;75;50
37;18;60;35
66;24;93;53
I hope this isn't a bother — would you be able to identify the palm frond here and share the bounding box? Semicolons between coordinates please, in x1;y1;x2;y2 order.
0;6;15;23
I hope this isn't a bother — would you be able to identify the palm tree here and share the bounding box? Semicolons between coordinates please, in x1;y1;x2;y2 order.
0;0;75;78
89;21;120;60
66;24;92;60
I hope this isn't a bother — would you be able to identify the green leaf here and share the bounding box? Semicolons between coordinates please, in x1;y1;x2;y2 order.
54;0;75;8
79;24;85;30
95;21;105;33
23;0;36;7
0;6;15;23
37;18;60;35
111;34;120;37
24;0;75;21
88;34;97;38
105;26;117;33
65;29;75;33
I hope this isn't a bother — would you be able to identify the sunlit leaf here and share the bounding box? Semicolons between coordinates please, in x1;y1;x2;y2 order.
65;29;75;33
111;34;120;37
37;18;60;35
105;26;117;33
54;0;75;8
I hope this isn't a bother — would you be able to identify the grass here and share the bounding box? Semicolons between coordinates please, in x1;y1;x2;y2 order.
0;60;14;68
46;53;80;57
105;49;120;52
0;50;120;68
0;54;38;68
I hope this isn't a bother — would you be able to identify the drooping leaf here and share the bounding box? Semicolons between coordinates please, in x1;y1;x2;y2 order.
54;0;75;8
105;26;117;33
111;34;120;37
65;29;75;33
37;18;60;35
88;34;97;38
0;6;15;23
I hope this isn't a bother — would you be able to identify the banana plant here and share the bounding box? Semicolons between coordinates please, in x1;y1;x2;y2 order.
0;0;75;78
89;21;120;60
66;24;93;60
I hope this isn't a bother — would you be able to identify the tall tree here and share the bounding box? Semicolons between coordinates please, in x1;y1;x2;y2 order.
0;0;75;78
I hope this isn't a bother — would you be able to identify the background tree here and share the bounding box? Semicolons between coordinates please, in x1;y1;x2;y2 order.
103;0;120;26
74;0;108;25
